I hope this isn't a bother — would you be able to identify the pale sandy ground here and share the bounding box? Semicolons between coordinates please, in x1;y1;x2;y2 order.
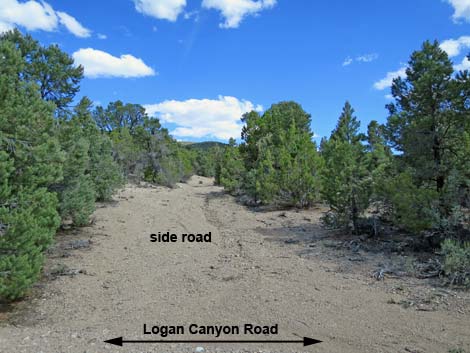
1;176;469;353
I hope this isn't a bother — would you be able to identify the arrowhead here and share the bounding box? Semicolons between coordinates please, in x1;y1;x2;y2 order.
303;337;322;346
104;337;123;346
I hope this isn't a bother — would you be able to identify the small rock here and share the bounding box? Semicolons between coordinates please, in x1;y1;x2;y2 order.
65;239;91;250
195;347;205;353
348;256;364;262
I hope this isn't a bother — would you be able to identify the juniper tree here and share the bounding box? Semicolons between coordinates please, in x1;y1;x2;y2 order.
252;138;278;203
276;121;322;207
238;101;321;206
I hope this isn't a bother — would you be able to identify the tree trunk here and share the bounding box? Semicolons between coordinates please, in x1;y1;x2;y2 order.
433;135;448;216
351;192;358;235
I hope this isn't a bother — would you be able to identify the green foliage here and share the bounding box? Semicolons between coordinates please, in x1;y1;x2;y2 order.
218;138;245;194
0;31;122;300
320;102;371;233
0;40;64;191
276;122;322;207
385;40;470;232
0;29;83;112
146;143;194;187
54;123;94;226
185;141;226;151
73;98;123;201
0;188;60;300
0;36;62;300
253;146;278;203
191;147;218;177
448;348;467;353
95;101;201;187
3;29;470;301
378;170;438;232
441;239;470;287
88;134;123;201
235;101;322;206
59;175;96;226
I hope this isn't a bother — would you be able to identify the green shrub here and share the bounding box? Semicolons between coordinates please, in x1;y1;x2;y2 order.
0;188;60;300
60;175;96;226
218;139;244;194
448;348;466;353
441;239;470;287
320;102;370;232
0;37;63;301
72;97;124;201
379;171;439;233
89;135;124;201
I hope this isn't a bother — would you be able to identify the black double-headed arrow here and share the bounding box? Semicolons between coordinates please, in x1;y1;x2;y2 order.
105;336;322;347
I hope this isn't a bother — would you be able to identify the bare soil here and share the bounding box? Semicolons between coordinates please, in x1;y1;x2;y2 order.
1;176;469;353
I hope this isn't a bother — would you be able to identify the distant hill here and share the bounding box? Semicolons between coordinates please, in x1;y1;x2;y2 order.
180;141;227;151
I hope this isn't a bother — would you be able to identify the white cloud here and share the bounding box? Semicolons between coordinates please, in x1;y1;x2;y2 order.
0;20;14;33
57;11;91;38
447;0;470;22
342;53;378;67
144;95;263;140
454;56;470;70
202;0;276;29
373;66;407;90
97;33;107;39
342;57;353;66
0;0;90;37
440;36;470;57
356;53;379;63
72;48;155;78
184;10;199;21
375;37;470;85
133;0;186;21
0;0;57;31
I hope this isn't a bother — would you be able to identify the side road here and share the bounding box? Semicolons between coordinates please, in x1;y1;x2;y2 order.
1;176;469;353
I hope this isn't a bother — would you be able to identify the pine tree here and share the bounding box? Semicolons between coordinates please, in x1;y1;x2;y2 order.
0;40;62;300
0;29;83;113
321;102;370;233
54;114;95;226
73;98;123;201
385;41;470;231
219;138;244;194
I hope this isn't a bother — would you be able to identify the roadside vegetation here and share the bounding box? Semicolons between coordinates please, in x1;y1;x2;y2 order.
215;41;470;288
1;31;469;301
0;30;217;301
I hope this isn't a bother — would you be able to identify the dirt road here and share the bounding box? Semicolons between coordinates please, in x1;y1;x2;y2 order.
1;176;469;353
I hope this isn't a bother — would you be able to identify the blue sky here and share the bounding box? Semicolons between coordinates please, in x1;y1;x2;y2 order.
1;0;470;141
